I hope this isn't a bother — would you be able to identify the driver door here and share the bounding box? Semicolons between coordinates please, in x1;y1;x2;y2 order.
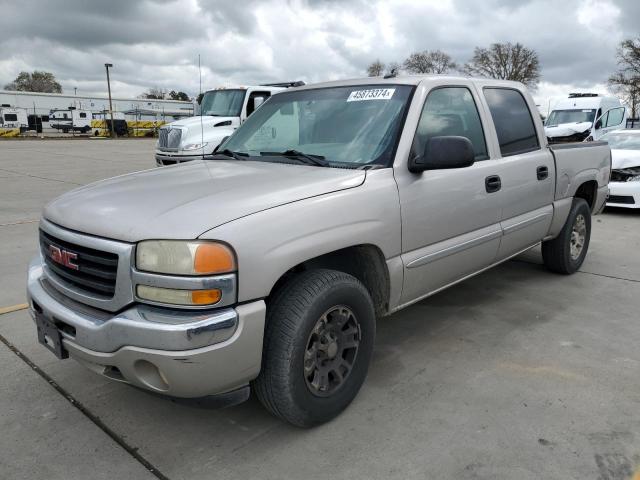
395;84;503;306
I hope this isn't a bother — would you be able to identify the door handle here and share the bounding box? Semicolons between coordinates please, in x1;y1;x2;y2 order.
485;175;501;193
537;166;549;180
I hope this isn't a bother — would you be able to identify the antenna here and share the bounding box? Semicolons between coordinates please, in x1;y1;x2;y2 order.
199;54;204;151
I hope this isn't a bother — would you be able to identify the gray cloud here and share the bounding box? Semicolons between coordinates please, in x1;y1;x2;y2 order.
0;0;636;101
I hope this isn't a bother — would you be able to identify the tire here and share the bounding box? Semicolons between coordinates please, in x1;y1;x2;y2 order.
253;269;376;427
542;198;591;274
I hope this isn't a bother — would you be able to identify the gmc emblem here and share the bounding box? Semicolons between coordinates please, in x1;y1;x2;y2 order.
48;245;79;270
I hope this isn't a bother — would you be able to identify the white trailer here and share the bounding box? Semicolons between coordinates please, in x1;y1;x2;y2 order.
49;108;92;133
0;106;28;133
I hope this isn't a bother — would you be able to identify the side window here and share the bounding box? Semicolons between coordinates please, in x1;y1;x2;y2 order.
79;112;87;118
63;113;68;119
246;91;271;117
4;114;18;121
412;87;488;161
484;88;539;156
605;107;624;128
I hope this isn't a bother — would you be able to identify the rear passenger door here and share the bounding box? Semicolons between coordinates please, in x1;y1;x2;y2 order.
481;87;555;260
397;84;503;305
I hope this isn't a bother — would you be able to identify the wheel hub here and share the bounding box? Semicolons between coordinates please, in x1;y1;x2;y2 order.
570;213;586;260
304;306;361;397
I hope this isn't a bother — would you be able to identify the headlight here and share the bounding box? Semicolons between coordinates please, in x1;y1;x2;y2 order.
182;143;208;151
136;240;235;276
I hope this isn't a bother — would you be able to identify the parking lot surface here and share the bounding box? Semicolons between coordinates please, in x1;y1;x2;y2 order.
1;139;639;480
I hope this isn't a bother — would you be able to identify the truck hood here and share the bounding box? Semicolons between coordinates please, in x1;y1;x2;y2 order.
611;149;640;169
44;160;366;242
544;121;592;138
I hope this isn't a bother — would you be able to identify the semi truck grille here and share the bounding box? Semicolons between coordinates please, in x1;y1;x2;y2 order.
158;127;182;150
39;230;119;298
607;195;635;205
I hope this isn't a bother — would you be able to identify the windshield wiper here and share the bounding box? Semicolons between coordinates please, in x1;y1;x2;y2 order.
210;149;248;160
260;149;329;167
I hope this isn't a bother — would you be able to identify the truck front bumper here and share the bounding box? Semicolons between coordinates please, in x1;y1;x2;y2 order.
155;152;203;166
26;257;265;398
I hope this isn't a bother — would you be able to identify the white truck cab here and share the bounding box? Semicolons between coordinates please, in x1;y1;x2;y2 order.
545;93;626;143
155;82;303;166
0;106;28;133
49;108;92;134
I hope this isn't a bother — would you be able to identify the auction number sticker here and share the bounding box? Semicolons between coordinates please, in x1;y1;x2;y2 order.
347;88;395;102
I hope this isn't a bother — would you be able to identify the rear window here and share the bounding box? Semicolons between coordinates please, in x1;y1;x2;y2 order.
484;88;539;156
4;114;18;121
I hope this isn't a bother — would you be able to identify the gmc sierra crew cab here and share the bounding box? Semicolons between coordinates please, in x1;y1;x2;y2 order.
27;75;610;427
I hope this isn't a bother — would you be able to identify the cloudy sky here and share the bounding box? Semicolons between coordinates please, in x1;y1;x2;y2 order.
0;0;638;110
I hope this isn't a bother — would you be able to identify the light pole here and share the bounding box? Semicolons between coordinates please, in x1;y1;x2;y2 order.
104;63;115;138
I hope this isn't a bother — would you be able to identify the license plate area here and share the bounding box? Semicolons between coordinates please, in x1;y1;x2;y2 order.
35;312;69;359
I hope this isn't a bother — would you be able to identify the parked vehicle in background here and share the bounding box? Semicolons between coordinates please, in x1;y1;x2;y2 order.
49;108;92;133
0;106;28;133
602;129;640;208
154;82;303;166
545;93;626;143
28;76;610;427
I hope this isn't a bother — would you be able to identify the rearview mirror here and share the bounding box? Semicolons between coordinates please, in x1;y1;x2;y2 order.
408;136;475;173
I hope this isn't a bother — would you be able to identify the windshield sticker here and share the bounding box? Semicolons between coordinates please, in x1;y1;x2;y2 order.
347;88;396;102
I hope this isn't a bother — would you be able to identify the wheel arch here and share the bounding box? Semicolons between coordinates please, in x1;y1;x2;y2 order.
268;244;391;318
574;180;598;211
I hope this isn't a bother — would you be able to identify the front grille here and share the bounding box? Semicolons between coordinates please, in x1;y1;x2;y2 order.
39;230;118;298
607;195;635;205
157;127;181;150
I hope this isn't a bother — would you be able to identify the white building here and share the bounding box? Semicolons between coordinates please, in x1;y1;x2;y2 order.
0;90;195;121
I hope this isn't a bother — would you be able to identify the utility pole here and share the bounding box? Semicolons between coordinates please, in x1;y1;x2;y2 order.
104;63;115;138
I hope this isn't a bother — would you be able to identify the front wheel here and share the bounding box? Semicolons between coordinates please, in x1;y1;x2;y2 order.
253;269;375;427
542;198;591;274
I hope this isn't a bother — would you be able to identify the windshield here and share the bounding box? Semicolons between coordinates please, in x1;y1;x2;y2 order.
546;109;596;126
200;89;245;117
220;85;414;167
601;132;640;150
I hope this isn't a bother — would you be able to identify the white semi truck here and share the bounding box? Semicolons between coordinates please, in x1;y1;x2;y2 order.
155;82;303;166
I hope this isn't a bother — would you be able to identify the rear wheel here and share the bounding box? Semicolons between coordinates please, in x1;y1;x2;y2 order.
542;198;591;274
253;269;375;427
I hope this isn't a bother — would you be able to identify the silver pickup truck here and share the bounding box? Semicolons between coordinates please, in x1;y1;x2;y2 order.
27;75;610;427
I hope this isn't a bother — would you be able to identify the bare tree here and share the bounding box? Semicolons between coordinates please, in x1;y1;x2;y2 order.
463;42;541;88
386;62;401;77
4;71;62;93
403;50;457;74
608;38;640;119
140;87;165;99
367;59;385;77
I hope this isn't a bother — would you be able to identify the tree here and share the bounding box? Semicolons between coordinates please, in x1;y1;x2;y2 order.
608;38;640;119
403;50;457;74
4;71;62;93
463;42;541;88
367;59;385;77
386;62;401;77
168;90;190;101
140;87;165;99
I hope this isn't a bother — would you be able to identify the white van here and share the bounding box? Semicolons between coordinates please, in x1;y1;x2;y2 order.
545;93;626;143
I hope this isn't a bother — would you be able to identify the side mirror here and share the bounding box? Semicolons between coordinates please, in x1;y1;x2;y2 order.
595;119;602;129
252;96;266;110
213;136;230;153
408;136;475;173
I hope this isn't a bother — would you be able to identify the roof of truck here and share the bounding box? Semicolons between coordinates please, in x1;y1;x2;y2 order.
289;75;527;91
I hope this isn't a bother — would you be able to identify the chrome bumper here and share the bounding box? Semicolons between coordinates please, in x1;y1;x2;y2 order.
155;152;203;166
27;257;265;397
